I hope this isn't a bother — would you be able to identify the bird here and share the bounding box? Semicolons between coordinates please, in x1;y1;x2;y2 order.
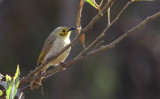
30;26;76;90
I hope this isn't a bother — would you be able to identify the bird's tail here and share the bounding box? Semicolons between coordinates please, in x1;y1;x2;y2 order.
30;70;43;90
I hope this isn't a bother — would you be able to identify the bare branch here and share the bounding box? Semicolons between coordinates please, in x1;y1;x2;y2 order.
19;0;115;87
108;7;111;25
76;1;133;57
76;0;85;48
76;0;84;34
25;11;160;85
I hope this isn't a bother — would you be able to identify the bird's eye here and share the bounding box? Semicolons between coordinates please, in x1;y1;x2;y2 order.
62;30;65;32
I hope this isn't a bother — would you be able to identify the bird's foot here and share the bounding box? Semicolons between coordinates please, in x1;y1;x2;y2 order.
60;62;66;70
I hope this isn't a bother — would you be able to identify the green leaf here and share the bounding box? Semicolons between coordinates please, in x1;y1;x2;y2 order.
14;65;20;88
13;65;20;98
6;65;20;99
6;75;11;90
6;75;12;99
0;90;3;96
85;0;97;8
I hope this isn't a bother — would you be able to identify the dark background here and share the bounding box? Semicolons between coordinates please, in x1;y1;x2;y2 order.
0;0;160;99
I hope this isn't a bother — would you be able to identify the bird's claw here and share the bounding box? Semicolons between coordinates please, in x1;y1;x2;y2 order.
60;62;66;70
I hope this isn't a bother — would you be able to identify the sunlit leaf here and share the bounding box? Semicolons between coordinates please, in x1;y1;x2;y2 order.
0;90;3;96
13;65;20;98
85;0;97;8
6;74;12;99
85;0;103;15
6;75;11;90
14;65;20;88
6;65;20;99
85;0;103;9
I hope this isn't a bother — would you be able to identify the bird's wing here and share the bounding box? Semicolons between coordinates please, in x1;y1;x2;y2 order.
37;35;56;67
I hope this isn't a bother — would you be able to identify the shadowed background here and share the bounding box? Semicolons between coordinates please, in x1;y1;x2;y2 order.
0;0;160;99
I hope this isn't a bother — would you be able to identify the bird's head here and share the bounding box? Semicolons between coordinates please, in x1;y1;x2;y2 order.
54;27;76;39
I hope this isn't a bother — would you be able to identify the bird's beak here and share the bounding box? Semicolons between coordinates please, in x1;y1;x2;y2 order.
68;27;76;31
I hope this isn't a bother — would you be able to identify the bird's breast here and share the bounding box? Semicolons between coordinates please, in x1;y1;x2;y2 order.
44;38;71;66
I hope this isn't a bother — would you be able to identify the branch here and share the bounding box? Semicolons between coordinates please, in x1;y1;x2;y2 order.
24;11;160;85
76;0;84;34
76;1;133;57
19;0;115;87
76;0;85;48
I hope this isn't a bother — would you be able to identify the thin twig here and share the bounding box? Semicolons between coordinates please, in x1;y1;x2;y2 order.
76;0;84;34
20;85;30;91
92;40;104;50
19;0;115;87
108;7;111;25
76;0;85;48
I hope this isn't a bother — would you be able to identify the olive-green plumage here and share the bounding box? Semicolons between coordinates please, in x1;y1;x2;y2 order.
30;27;75;90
